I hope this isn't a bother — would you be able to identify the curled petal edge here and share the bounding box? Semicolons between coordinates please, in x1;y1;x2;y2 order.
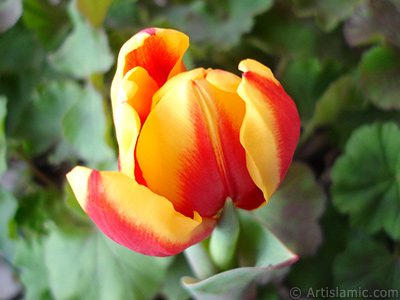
111;27;189;109
67;166;217;256
238;59;301;202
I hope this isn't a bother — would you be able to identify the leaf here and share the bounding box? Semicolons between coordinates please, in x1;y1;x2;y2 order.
0;0;22;33
294;0;363;32
62;83;115;165
332;122;400;240
0;188;17;257
182;210;298;300
302;73;367;141
0;24;44;73
334;235;400;300
22;0;71;50
0;25;44;134
49;0;114;78
14;80;81;156
164;0;274;49
359;46;400;110
0;96;7;176
344;0;400;48
287;203;350;293
77;0;113;28
249;7;318;57
279;57;342;123
252;163;326;256
45;227;171;300
161;254;192;300
15;191;58;235
14;238;54;300
105;0;139;29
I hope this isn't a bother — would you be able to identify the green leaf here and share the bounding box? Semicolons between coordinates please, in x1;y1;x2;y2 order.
105;0;139;29
161;254;192;300
14;238;54;300
49;0;114;78
14;80;81;156
360;46;400;110
0;188;17;257
62;83;115;165
0;96;7;176
332;122;400;240
344;0;400;48
294;0;363;32
77;0;113;28
280;57;342;124
252;163;326;256
22;0;71;50
45;227;171;300
334;235;400;300
15;191;57;235
0;24;44;73
0;0;22;33
165;0;274;49
288;203;350;293
302;73;367;141
249;7;318;57
182;210;297;300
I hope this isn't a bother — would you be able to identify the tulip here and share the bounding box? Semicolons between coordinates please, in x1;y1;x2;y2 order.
67;28;300;257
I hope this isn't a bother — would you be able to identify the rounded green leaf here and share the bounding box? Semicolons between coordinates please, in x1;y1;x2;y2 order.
14;81;81;156
252;163;326;256
332;122;400;240
45;228;171;300
360;46;400;110
302;73;366;142
49;0;113;78
334;235;400;299
164;0;274;49
294;0;362;32
14;239;53;300
62;83;115;164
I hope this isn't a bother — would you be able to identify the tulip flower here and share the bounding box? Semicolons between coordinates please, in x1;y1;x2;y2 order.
67;28;300;257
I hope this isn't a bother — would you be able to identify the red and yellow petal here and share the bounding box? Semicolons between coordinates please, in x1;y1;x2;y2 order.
136;68;264;218
66;166;217;257
205;69;266;211
111;28;189;108
238;59;300;202
114;67;158;124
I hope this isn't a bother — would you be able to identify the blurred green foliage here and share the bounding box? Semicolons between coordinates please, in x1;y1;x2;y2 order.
1;0;400;299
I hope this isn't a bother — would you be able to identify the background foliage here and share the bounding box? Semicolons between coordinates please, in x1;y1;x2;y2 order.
1;0;400;299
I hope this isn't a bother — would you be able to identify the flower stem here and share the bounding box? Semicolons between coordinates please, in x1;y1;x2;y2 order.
183;242;217;280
